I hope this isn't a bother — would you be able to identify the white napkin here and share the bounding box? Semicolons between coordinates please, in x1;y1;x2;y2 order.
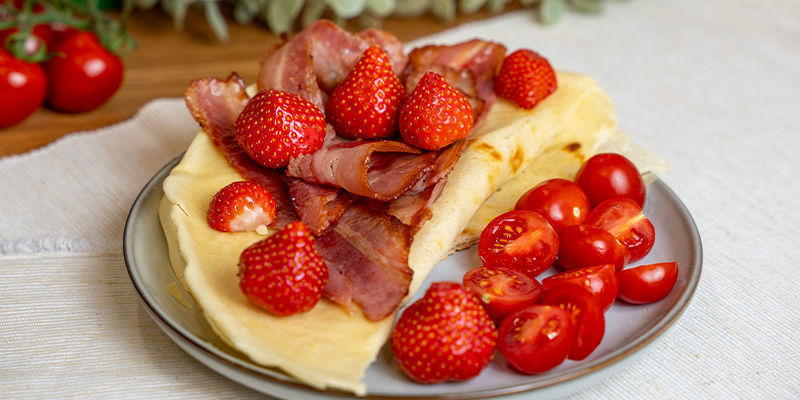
2;0;799;398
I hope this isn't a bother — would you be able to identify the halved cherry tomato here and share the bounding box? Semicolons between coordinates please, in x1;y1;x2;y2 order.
478;210;559;277
618;262;679;304
575;153;645;207
497;304;573;374
557;224;629;272
542;264;619;312
586;197;655;262
514;178;591;233
463;266;544;324
540;284;605;361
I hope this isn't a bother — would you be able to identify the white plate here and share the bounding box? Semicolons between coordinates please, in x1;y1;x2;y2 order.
124;155;702;399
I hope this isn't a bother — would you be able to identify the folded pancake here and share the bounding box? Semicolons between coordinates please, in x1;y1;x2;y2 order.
159;71;663;395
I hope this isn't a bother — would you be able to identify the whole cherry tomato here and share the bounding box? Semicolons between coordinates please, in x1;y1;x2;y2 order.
463;266;544;324
44;31;123;113
586;197;655;262
514;178;591;233
557;224;629;272
540;284;605;361
575;153;646;207
478;210;559;277
618;262;679;304
0;49;47;128
497;304;573;374
542;264;619;312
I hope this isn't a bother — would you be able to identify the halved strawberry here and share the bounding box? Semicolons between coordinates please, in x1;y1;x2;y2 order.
234;89;326;169
207;181;276;232
390;282;497;384
399;71;473;151
238;221;328;316
326;45;406;139
494;49;557;109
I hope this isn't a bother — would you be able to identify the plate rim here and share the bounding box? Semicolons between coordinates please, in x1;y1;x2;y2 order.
123;155;703;399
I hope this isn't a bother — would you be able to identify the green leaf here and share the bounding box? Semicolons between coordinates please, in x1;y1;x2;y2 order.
365;0;394;17
266;0;304;33
392;0;428;16
487;0;508;13
204;0;229;40
301;0;326;27
133;0;159;9
233;0;257;24
570;0;602;13
539;0;563;24
459;0;486;14
323;0;367;19
431;0;456;21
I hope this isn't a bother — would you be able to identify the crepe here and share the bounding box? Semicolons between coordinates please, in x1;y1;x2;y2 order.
159;71;665;395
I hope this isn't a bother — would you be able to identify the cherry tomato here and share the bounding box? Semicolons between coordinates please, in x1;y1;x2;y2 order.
575;153;645;207
540;284;605;361
557;224;629;272
618;262;679;304
0;49;46;128
44;31;123;113
586;197;655;262
542;264;619;312
514;178;591;233
497;304;573;374
463;266;544;324
478;210;559;277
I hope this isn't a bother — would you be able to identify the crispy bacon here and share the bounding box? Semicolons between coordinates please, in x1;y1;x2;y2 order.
288;179;355;236
184;74;297;227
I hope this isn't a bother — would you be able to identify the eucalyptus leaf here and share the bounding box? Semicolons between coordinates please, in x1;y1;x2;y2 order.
266;0;304;33
431;0;456;21
204;0;229;41
487;0;508;13
539;0;563;24
393;0;429;16
570;0;602;13
323;0;367;19
233;0;258;23
301;0;326;27
459;0;486;14
365;0;394;17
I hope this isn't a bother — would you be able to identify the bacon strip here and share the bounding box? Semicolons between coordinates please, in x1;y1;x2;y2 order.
287;179;355;236
184;74;297;227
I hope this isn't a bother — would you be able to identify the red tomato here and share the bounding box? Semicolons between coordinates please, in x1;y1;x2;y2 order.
557;224;629;272
0;49;47;128
618;262;679;304
575;153;646;207
44;31;123;113
478;210;559;277
497;304;573;374
463;266;544;324
514;178;591;233
542;264;619;312
586;197;655;262
540;284;605;361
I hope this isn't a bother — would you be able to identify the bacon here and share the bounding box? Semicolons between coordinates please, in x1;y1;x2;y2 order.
316;202;413;321
287;179;355;236
286;140;438;201
184;74;297;227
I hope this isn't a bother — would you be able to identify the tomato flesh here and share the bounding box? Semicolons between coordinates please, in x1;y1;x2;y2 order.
586;197;655;262
497;304;573;374
542;264;619;312
514;178;591;233
540;284;605;361
618;262;679;304
478;210;559;277
556;224;629;272
463;266;544;324
576;153;645;207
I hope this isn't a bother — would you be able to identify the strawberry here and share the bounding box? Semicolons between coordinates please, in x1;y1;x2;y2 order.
399;72;473;151
494;49;558;109
390;281;497;384
326;45;406;139
235;89;326;169
238;221;328;316
206;181;277;232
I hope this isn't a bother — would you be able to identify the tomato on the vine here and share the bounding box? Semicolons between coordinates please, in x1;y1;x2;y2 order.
575;153;646;207
0;49;47;128
586;197;655;262
514;178;591;233
44;31;123;113
478;210;559;277
542;264;619;312
618;262;679;304
556;224;629;272
497;304;573;374
463;266;544;324
540;284;605;361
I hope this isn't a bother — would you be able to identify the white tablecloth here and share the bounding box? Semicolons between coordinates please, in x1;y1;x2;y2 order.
2;0;799;398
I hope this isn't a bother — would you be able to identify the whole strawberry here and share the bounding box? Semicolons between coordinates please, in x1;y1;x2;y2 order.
238;221;328;316
235;89;326;169
390;282;497;384
494;49;557;109
399;72;473;151
207;181;277;232
327;45;406;139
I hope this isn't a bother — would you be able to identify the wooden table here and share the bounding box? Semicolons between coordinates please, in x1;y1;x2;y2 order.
0;6;517;157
